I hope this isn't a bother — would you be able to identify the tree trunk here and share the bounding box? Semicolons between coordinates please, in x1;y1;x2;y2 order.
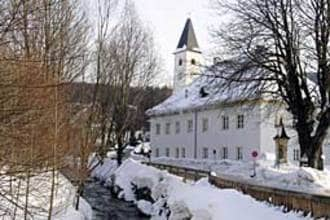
24;170;30;220
117;147;123;166
117;137;123;166
75;182;84;210
308;142;324;170
297;126;325;170
47;167;56;220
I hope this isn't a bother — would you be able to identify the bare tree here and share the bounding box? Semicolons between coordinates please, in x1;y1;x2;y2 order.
97;0;158;165
70;0;118;210
211;0;330;169
0;0;89;218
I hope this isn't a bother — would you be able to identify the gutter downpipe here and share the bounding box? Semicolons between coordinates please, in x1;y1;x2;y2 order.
194;110;198;159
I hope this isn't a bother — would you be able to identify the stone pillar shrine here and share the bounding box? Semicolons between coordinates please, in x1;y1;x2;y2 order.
274;118;290;165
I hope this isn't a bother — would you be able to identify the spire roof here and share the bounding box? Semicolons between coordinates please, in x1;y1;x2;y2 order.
274;118;290;140
176;18;200;51
279;118;290;139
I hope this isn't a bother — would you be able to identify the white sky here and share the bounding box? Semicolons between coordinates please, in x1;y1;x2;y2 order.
132;0;219;86
83;0;222;86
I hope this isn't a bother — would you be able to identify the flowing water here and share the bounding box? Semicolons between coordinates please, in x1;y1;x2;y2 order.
83;179;149;220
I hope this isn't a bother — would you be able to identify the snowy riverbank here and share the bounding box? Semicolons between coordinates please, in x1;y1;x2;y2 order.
92;158;311;220
0;172;92;220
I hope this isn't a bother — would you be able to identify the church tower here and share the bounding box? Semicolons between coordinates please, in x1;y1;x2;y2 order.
173;18;203;93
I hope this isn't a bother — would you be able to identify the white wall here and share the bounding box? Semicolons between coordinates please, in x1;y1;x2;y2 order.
150;112;195;158
150;103;263;162
324;140;330;165
150;102;330;166
195;106;261;161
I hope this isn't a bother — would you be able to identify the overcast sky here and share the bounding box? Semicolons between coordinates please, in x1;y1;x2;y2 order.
132;0;219;86
83;0;221;86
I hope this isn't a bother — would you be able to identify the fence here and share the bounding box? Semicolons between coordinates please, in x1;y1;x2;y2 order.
144;161;209;181
144;161;330;218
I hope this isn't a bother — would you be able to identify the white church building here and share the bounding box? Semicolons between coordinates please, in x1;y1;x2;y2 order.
147;18;330;165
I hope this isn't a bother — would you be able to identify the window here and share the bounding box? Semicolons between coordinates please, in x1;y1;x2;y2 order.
155;148;159;157
156;123;161;135
191;59;196;65
185;89;189;98
222;147;228;159
202;118;209;132
165;123;171;135
177;72;184;80
175;148;180;158
236;147;243;160
237;115;244;129
187;120;193;133
293;149;300;161
199;87;208;98
202;148;209;159
175;121;180;134
181;148;186;158
222;116;229;130
212;149;217;159
179;59;183;66
166;148;170;157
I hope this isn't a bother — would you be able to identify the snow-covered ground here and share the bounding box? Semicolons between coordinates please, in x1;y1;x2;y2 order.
153;157;330;196
152;157;330;196
0;172;92;220
92;158;311;220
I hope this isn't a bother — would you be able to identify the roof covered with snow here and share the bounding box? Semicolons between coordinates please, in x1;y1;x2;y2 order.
147;54;320;117
146;68;265;116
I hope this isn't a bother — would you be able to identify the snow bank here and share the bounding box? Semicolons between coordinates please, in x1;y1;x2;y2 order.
127;142;152;161
0;172;91;220
55;198;91;220
110;159;309;220
134;142;151;154
90;158;118;181
113;159;168;201
153;157;330;196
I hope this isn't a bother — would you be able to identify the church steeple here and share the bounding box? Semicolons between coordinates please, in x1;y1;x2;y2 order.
176;18;200;51
173;18;203;93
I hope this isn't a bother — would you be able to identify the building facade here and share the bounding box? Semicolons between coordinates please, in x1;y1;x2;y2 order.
147;18;330;165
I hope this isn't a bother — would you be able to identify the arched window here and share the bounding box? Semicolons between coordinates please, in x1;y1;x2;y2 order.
178;59;183;66
191;59;196;65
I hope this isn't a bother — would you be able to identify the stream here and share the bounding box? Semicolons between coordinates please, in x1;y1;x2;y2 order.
83;179;150;220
